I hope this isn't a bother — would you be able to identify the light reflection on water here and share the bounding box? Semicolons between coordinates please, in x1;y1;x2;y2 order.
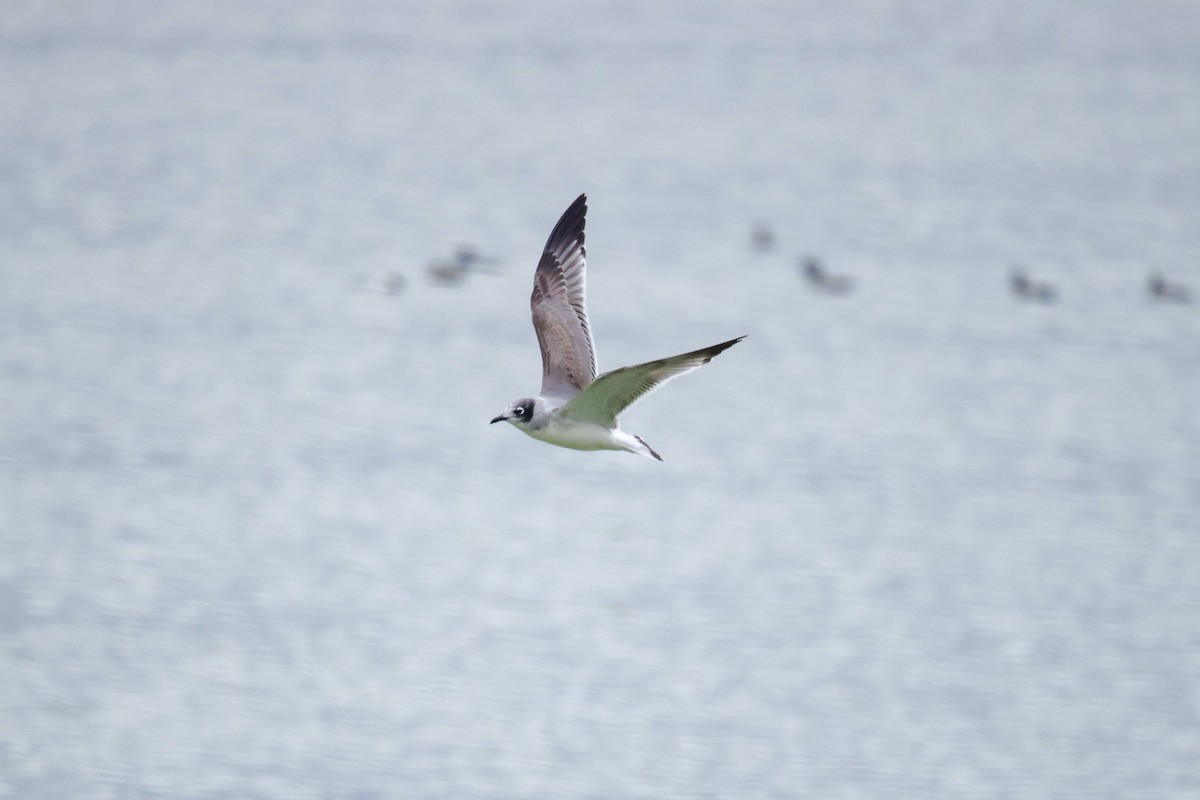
2;2;1199;797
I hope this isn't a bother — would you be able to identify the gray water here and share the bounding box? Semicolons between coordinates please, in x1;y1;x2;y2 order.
3;2;1199;797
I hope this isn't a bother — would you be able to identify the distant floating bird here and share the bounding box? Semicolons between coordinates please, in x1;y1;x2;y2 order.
353;271;408;295
381;272;408;295
427;245;499;286
750;223;776;253
1147;271;1191;303
1009;267;1057;303
800;256;853;295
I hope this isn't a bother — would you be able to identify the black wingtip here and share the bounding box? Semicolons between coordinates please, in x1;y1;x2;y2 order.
699;335;746;362
543;193;588;255
635;435;664;462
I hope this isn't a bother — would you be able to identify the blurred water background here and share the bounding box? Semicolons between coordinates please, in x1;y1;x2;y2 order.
2;1;1199;797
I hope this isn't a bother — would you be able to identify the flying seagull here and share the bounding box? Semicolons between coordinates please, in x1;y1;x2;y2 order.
490;193;743;461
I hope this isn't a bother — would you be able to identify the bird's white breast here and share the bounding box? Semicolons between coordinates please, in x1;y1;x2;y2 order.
522;415;622;452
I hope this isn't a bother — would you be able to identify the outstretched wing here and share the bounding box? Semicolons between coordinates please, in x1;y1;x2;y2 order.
531;193;595;399
559;336;744;427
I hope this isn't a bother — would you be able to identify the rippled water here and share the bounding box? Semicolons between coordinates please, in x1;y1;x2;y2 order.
2;2;1199;797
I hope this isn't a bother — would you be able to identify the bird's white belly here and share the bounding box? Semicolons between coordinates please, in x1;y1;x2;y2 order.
523;418;621;452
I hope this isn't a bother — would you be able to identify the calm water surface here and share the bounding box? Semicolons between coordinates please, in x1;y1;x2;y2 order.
2;2;1199;797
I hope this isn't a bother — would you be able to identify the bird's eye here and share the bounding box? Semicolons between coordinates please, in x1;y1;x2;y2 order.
514;406;524;415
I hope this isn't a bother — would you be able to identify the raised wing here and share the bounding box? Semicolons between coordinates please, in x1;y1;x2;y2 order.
531;193;595;399
559;336;744;427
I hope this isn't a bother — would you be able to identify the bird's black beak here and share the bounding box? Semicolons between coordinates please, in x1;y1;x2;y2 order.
490;414;507;424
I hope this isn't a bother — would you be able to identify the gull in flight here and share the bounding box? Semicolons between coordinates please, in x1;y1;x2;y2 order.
490;193;743;461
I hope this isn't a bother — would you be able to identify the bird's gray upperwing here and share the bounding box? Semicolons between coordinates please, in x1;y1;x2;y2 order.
531;193;595;399
559;336;744;427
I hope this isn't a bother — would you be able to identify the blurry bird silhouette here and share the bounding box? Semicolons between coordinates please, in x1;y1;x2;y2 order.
1147;271;1191;303
427;245;499;286
750;223;776;253
1009;267;1057;303
381;272;408;295
353;271;408;296
800;256;853;295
